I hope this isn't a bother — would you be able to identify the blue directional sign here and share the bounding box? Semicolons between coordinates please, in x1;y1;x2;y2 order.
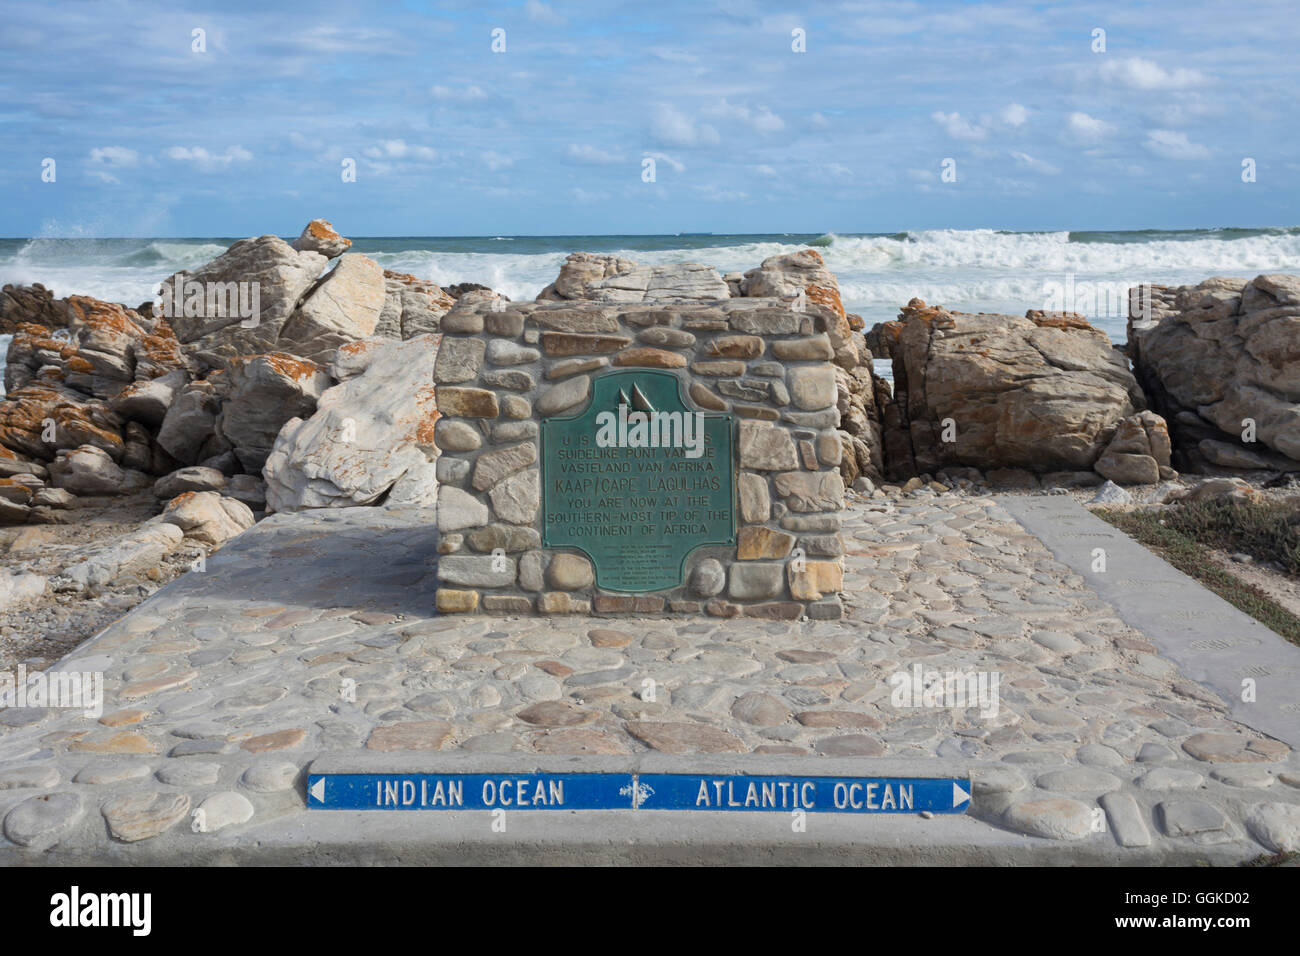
307;772;971;814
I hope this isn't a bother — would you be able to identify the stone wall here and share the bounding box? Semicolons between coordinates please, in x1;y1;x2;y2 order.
431;294;847;619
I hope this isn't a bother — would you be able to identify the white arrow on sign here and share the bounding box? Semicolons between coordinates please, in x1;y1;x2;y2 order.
952;782;970;808
309;778;326;803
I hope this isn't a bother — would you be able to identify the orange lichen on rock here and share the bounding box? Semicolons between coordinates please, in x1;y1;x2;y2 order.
1025;310;1095;330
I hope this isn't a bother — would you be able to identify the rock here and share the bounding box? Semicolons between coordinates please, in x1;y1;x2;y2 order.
215;353;332;472
30;486;77;509
623;721;746;753
156;377;224;464
689;558;726;597
538;252;729;303
225;474;267;510
49;445;148;495
739;249;846;319
3;792;84;849
1098;792;1152;847
730;692;790;726
240;761;299;793
152;465;227;498
278;254;386;363
52;522;183;594
1001;797;1094;840
101;791;192;842
0;764;59;789
1156;800;1229;839
1094;411;1170;484
882;300;1142;477
1088;479;1131;505
195;791;255;832
164;235;327;368
375;271;455;339
108;369;188;428
365;720;455;750
263;335;438;511
1182;732;1267;763
1129;274;1300;468
1178;476;1263;505
291;218;352;258
0;571;45;610
1244;802;1300;852
160;491;255;546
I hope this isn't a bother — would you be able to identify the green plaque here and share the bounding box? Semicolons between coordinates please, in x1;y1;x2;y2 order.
541;369;735;593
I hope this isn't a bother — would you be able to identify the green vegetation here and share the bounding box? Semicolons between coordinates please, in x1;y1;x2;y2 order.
1096;504;1300;647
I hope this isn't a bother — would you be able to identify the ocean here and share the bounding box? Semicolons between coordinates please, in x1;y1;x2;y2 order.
4;227;1300;391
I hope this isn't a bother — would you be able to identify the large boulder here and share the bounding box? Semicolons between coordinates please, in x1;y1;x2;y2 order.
740;249;845;319
215;353;333;472
48;445;149;495
108;368;188;429
155;376;228;465
263;334;440;511
1094;410;1173;485
52;522;184;594
536;252;729;302
1128;274;1300;472
375;270;456;339
277;253;386;362
160;491;255;547
162;234;328;368
884;300;1143;477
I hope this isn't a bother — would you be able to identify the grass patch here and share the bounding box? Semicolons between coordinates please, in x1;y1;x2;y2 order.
1159;499;1300;575
1095;507;1300;647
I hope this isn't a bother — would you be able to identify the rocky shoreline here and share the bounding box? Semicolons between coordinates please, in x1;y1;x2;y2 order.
0;219;1297;657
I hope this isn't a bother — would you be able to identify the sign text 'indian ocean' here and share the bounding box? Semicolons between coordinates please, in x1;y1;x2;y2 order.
307;773;971;814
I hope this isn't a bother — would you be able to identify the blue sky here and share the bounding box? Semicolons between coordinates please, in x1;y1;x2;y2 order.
2;0;1297;236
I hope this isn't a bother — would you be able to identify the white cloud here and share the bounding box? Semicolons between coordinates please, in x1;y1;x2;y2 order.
999;103;1029;128
755;164;777;177
1065;112;1114;145
1099;57;1209;91
650;104;720;147
430;85;488;102
932;111;986;141
165;146;253;170
1010;150;1059;175
363;139;436;161
566;143;624;165
808;112;831;129
89;146;138;167
1143;129;1210;160
703;99;785;134
482;151;513;171
526;0;566;25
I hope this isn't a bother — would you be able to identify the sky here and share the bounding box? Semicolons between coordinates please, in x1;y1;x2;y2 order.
2;0;1297;237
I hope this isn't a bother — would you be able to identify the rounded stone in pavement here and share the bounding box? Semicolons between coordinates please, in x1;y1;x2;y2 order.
196;792;254;832
365;720;454;751
0;764;59;790
795;711;883;729
157;762;221;786
1210;766;1274;788
1136;742;1176;764
624;721;746;754
3;792;84;849
1243;803;1300;852
813;735;886;757
460;733;521;753
1002;797;1094;840
1182;733;1266;763
1035;769;1122;793
101;791;192;843
970;768;1027;796
589;629;634;648
73;763;152;785
730;693;790;727
240;761;299;793
1136;768;1204;790
516;701;595;727
532;729;630;755
1075;744;1125;768
1157;800;1229;839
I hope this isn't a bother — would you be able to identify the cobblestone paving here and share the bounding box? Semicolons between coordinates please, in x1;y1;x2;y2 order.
1;491;1299;858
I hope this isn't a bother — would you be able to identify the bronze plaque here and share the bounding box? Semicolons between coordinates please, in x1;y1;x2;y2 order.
541;369;734;592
